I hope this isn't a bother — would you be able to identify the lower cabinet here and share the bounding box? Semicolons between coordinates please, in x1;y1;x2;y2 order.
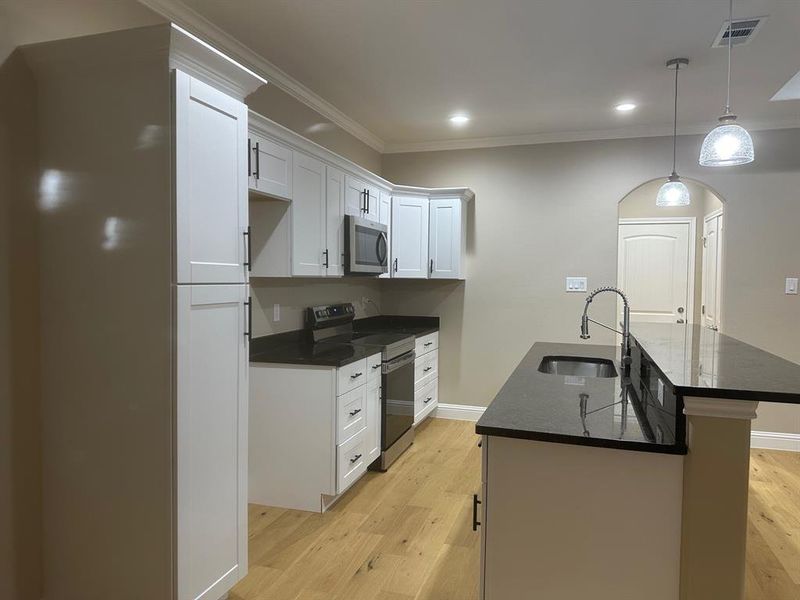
414;331;439;425
176;284;249;600
249;352;382;512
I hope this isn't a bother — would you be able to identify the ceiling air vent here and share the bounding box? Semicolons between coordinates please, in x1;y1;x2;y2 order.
712;17;767;47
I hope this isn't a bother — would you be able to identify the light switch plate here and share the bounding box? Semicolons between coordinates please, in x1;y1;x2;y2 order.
566;277;588;292
786;277;799;295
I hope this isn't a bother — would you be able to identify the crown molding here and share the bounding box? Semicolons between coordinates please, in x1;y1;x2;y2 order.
138;0;385;152
383;118;800;154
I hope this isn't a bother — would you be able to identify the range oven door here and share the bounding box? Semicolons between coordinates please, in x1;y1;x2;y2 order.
345;215;388;275
381;350;415;450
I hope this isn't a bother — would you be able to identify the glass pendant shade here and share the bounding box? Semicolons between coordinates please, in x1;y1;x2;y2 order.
699;119;754;166
656;176;691;207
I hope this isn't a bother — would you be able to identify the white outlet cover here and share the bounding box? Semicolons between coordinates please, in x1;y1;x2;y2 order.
786;277;799;295
566;277;588;292
273;303;280;321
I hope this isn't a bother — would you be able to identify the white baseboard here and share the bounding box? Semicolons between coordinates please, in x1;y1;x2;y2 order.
750;430;800;452
434;403;486;422
433;405;800;453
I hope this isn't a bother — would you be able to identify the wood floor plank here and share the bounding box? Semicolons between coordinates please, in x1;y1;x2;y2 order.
232;420;800;600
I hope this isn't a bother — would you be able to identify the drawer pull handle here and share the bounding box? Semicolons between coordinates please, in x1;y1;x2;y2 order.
424;341;433;347
349;408;362;417
372;364;381;370
424;397;432;404
472;493;482;531
350;454;362;464
423;366;433;373
350;372;363;379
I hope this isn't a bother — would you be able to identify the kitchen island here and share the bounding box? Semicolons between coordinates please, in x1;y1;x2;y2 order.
476;325;800;600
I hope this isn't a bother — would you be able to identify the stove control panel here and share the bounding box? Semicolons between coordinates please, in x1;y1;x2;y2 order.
307;303;356;329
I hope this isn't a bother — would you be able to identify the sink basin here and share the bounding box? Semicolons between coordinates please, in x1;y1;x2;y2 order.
538;356;618;378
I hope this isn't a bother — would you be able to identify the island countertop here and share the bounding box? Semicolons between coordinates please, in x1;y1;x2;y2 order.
475;342;685;454
632;323;800;404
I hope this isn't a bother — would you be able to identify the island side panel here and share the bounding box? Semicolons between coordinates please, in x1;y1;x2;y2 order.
679;400;757;600
482;436;684;600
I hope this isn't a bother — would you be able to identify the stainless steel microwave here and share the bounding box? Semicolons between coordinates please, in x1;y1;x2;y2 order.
344;215;388;275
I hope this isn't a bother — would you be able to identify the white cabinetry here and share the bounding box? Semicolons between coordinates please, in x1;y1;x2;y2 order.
391;196;430;278
413;332;439;424
345;174;368;218
248;134;292;200
175;70;249;285
249;352;382;512
290;152;327;277
429;198;466;279
325;166;346;276
176;284;248;600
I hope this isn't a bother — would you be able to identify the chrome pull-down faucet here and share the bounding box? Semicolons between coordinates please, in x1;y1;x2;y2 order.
580;286;631;367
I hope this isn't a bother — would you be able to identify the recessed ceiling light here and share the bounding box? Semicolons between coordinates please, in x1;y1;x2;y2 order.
615;103;637;112
449;114;470;126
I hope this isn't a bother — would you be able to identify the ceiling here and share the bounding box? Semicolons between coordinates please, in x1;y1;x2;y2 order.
171;0;800;152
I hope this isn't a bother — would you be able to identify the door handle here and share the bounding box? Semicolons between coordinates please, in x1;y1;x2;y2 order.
376;232;388;266
254;142;260;180
393;258;398;273
243;227;252;272
323;249;329;269
677;319;685;324
472;493;482;531
429;259;434;274
247;137;252;176
244;297;252;338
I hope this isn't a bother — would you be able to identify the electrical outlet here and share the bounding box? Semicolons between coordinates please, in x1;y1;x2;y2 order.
786;277;799;295
273;303;280;322
566;277;588;292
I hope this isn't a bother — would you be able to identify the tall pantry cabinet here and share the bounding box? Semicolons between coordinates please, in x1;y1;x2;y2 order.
30;25;260;600
174;69;250;600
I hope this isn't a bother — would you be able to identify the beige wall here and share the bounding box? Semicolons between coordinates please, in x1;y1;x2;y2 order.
251;278;383;336
618;179;723;325
0;49;42;600
246;84;382;173
381;130;800;435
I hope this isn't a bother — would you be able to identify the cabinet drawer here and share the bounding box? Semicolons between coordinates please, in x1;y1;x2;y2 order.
337;385;367;444
337;358;368;395
415;332;438;357
366;353;382;384
414;349;438;390
414;377;438;423
337;428;367;494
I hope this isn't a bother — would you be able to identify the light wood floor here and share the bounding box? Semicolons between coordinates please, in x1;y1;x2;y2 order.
232;418;799;600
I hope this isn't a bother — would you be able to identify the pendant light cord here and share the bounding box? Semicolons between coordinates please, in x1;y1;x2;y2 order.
726;0;733;113
672;62;679;174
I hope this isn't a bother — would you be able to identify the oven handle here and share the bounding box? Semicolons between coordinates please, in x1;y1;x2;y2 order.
383;350;416;373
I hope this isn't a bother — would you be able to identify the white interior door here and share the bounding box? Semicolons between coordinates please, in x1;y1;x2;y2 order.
618;220;693;324
701;212;723;331
177;284;248;600
175;70;248;285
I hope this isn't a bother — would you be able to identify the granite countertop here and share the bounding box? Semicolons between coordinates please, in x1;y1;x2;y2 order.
475;342;684;455
249;315;439;367
632;323;800;404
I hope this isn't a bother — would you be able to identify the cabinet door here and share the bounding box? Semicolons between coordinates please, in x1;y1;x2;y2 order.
365;185;380;222
291;152;326;277
249;134;293;200
391;196;429;278
366;379;382;463
325;166;345;277
177;284;248;600
344;175;367;218
175;70;249;285
429;198;463;279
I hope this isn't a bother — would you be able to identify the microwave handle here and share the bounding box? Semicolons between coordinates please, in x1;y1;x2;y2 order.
376;231;388;266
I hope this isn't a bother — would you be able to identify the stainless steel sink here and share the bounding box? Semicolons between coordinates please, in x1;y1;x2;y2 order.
537;356;618;378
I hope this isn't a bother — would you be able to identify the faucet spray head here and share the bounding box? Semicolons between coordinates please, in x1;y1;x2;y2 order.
580;314;591;339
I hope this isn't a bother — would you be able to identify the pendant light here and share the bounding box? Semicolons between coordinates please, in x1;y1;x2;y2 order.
699;0;754;166
657;58;690;207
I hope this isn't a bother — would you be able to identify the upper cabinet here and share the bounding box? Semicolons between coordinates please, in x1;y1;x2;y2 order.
391;196;429;279
429;198;466;279
249;135;292;200
245;111;473;281
174;70;249;285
